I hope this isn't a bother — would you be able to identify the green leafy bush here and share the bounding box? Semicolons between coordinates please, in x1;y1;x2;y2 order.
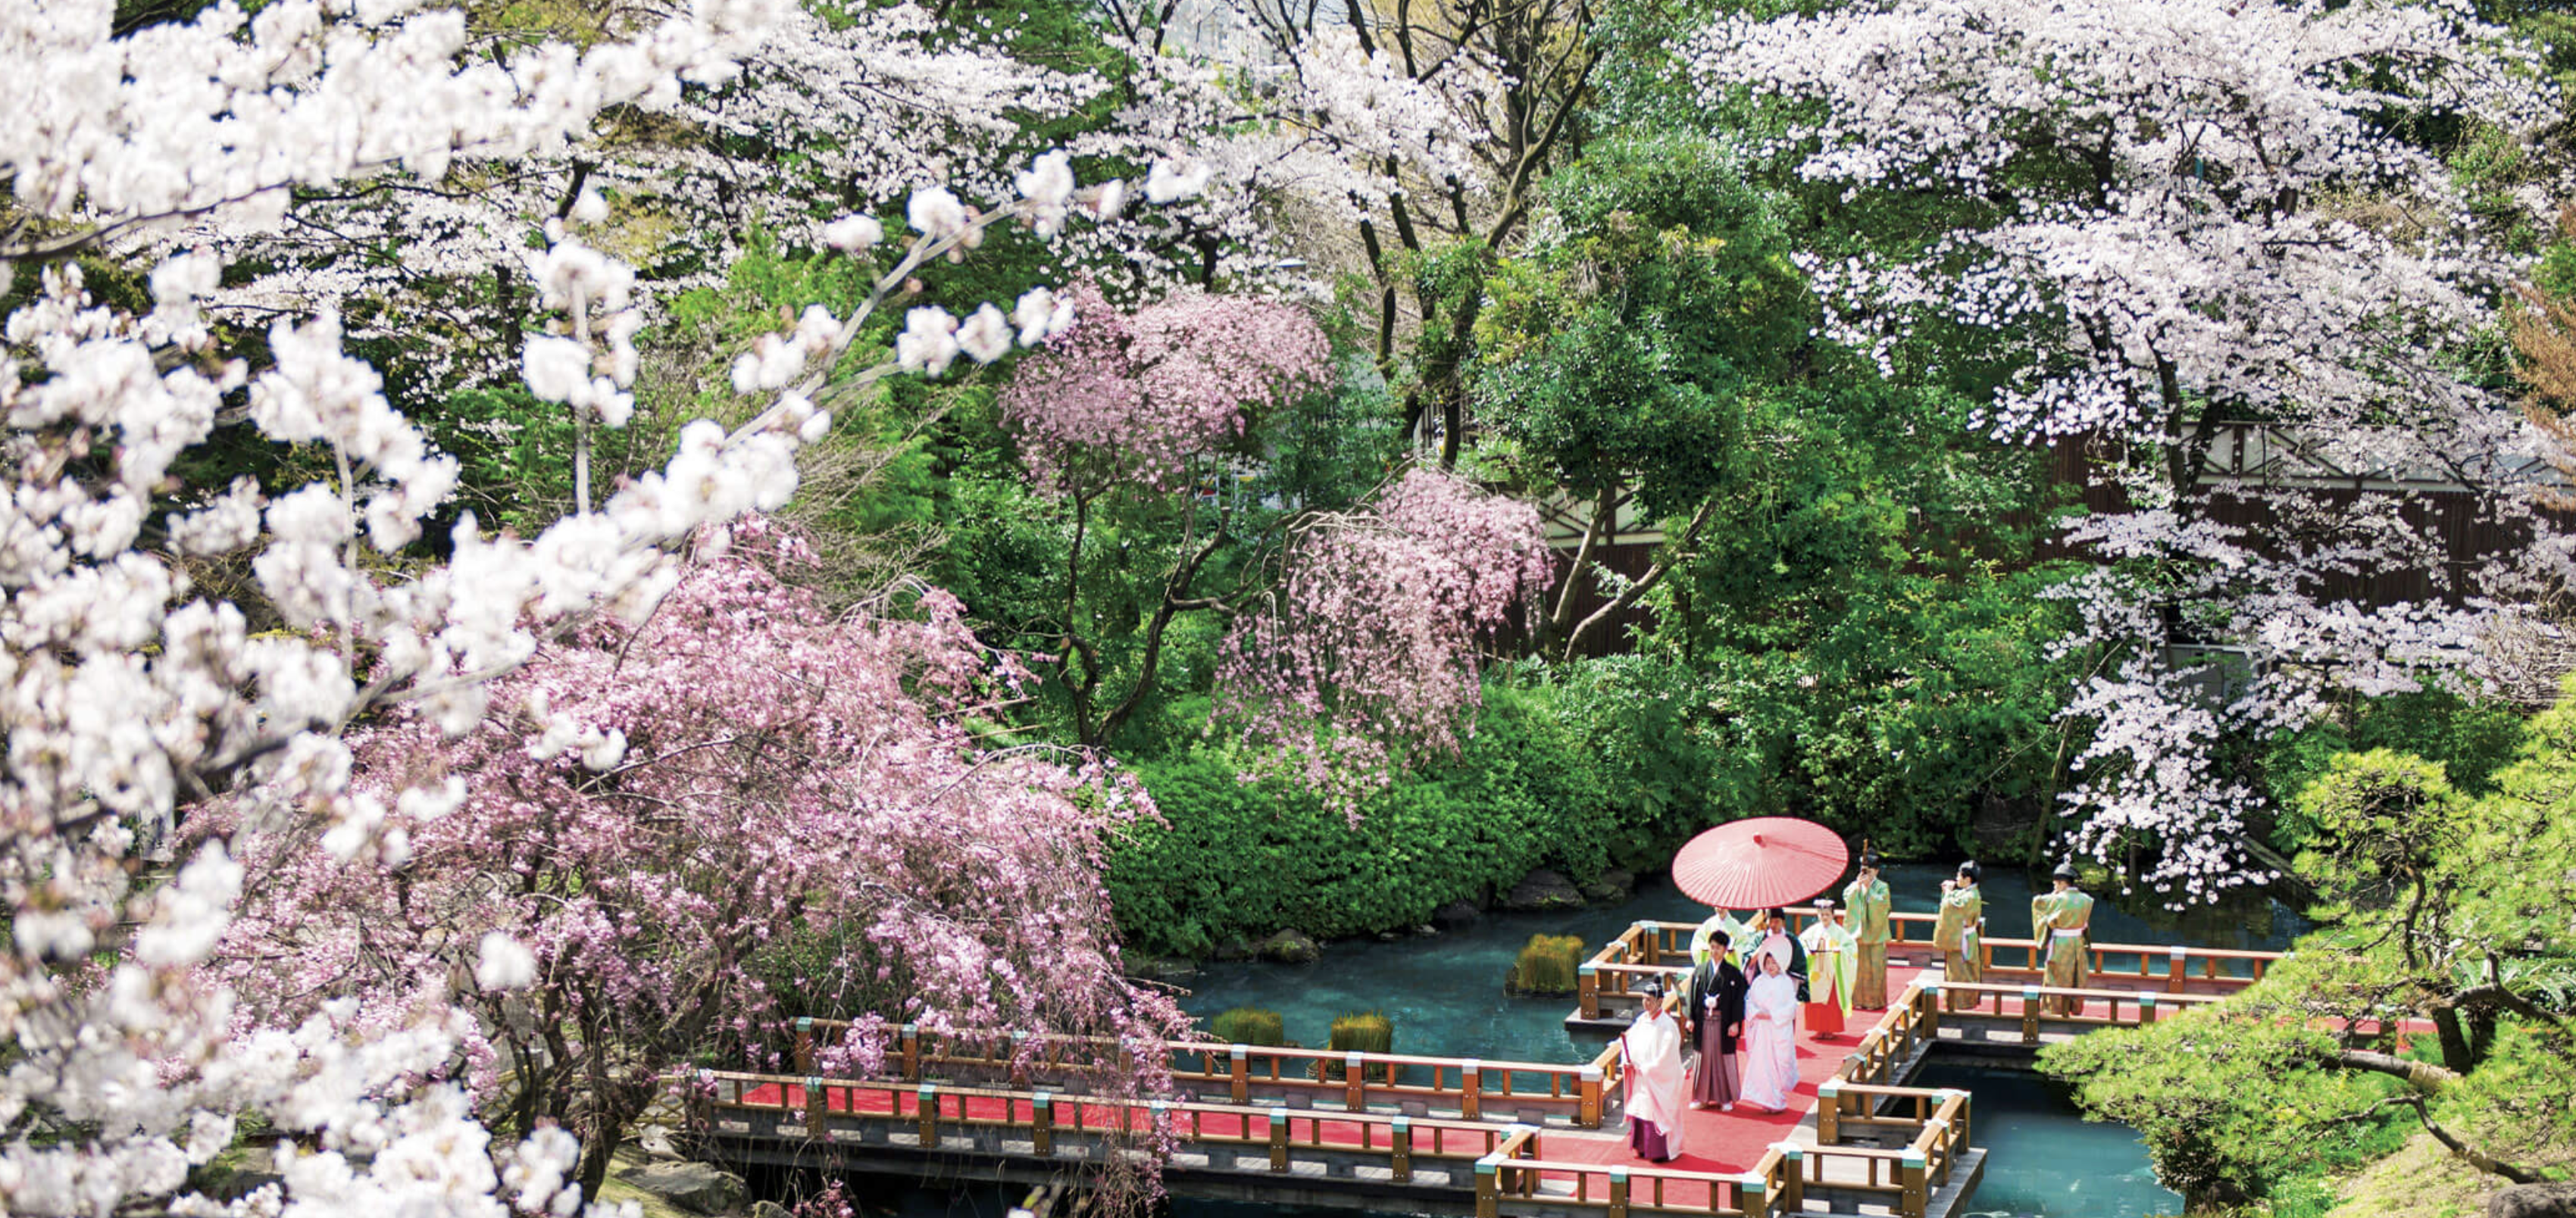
1507;934;1588;996
1327;1011;1395;1056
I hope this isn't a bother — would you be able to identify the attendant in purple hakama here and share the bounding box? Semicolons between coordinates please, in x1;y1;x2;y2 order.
1618;980;1688;1161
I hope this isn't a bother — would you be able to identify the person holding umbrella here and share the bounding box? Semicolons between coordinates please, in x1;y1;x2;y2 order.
2033;860;2095;1014
1934;860;1985;1011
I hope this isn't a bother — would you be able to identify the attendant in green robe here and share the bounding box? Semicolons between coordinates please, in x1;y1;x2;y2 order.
2033;860;2095;1014
1842;855;1892;1010
1932;860;1984;1011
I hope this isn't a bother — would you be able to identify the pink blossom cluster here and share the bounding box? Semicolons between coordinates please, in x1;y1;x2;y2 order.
1214;468;1555;813
202;523;1185;1190
1001;284;1333;490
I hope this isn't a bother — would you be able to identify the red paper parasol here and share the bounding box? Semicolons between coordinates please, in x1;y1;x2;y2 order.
1671;817;1849;910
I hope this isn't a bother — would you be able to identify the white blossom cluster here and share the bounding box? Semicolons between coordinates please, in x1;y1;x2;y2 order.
1693;0;2569;898
0;2;1178;1214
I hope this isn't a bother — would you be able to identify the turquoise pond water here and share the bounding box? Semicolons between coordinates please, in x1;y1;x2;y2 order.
868;864;2299;1217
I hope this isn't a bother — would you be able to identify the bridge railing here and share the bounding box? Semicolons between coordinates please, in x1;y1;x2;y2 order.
693;1067;1527;1176
1577;917;2278;1019
787;1020;1608;1127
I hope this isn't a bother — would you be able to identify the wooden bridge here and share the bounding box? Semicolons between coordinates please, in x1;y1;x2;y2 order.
680;913;2279;1217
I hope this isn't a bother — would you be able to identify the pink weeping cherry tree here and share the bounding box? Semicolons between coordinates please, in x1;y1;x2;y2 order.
199;521;1189;1198
998;283;1333;747
1214;466;1556;813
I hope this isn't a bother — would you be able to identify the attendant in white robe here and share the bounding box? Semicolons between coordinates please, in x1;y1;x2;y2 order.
1737;945;1801;1113
1618;980;1689;1161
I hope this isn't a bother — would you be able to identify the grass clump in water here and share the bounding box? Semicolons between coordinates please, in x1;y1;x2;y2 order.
1506;933;1588;995
1211;1007;1286;1047
1327;1010;1395;1055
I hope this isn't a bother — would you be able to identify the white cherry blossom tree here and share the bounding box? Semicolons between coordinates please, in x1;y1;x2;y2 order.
1691;0;2569;901
0;2;1185;1213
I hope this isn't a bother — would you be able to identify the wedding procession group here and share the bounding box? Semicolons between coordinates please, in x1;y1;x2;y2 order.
1614;854;2097;1161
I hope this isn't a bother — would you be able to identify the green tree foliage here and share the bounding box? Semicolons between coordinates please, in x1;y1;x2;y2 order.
2046;687;2576;1206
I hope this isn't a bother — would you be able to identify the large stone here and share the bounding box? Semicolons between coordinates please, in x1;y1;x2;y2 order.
1124;954;1198;982
1430;901;1482;931
752;1204;795;1218
1580;869;1637;905
617;1161;746;1216
1502;869;1584;912
2490;1182;2576;1218
1253;929;1321;964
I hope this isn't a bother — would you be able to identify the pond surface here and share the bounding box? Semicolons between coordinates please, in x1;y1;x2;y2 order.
877;864;2296;1218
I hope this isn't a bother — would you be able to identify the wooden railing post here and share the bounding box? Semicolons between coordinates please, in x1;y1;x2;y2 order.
1899;1147;1928;1217
1943;1088;1971;1150
1579;1063;1603;1129
1607;1167;1630;1218
1227;1045;1250;1103
1032;1092;1055;1157
1390;1116;1413;1182
2167;945;2189;993
1774;1143;1804;1210
2021;986;2042;1043
1474;1156;1500;1218
1461;1060;1483;1121
1920;982;1942;1038
1580;963;1601;1020
1345;1052;1365;1111
804;1076;825;1138
1736;1170;1771;1217
1815;1079;1841;1142
1634;920;1658;967
1268;1106;1290;1172
916;1083;939;1148
795;1017;815;1075
2139;993;2157;1025
901;1023;921;1080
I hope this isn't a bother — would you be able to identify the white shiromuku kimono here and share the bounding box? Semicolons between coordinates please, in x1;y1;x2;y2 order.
1739;949;1801;1113
1619;1005;1689;1160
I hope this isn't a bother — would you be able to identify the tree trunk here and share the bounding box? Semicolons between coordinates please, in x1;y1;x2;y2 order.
2431;1007;2474;1076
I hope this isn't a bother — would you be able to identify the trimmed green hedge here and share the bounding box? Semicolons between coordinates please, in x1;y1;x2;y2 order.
1107;680;1694;958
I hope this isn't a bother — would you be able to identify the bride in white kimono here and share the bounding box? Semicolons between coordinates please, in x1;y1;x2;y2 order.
1737;944;1801;1113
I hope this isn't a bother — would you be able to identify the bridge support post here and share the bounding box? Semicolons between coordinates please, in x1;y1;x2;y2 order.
2140;993;2157;1025
1345;1052;1365;1111
1579;963;1600;1020
917;1083;938;1148
1461;1060;1482;1121
1579;1064;1602;1128
795;1018;814;1075
1474;1156;1499;1218
2167;945;2189;994
1390;1116;1412;1182
1229;1045;1248;1104
2021;987;2041;1044
1268;1105;1290;1172
1774;1144;1804;1210
1606;1167;1627;1218
1815;1079;1840;1142
1032;1092;1054;1157
902;1023;921;1081
1919;983;1940;1041
1899;1147;1927;1217
805;1077;826;1140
